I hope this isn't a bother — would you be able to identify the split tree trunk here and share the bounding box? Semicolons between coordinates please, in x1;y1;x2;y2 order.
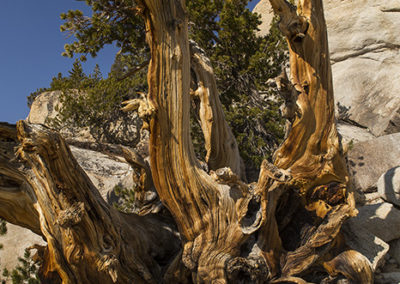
0;0;374;283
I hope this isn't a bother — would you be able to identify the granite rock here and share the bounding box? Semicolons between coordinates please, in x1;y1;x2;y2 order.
347;133;400;192
378;167;400;207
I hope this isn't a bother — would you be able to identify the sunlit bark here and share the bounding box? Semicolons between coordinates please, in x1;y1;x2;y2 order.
190;41;246;180
0;122;179;283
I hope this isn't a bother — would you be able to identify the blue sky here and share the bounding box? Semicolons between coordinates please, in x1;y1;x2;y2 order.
0;0;259;123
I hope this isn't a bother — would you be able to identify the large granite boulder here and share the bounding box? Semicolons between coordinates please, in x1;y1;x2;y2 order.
253;0;274;37
325;0;400;136
378;167;400;207
346;202;400;243
343;224;389;271
343;201;400;271
28;91;141;146
337;122;376;144
254;0;400;137
27;90;96;143
27;91;60;124
347;133;400;192
70;145;134;202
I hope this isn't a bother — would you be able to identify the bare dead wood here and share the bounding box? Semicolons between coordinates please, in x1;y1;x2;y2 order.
135;1;269;282
0;123;41;235
129;0;372;282
0;122;180;283
189;41;246;181
263;0;372;282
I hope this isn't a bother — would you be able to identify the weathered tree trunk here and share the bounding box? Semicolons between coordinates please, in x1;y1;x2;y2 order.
0;122;179;283
0;0;373;283
135;0;372;282
135;1;263;282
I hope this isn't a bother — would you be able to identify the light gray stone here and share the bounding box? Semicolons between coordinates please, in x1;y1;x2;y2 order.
27;91;96;142
27;91;141;146
337;122;375;144
70;146;134;202
256;0;400;136
378;167;400;207
324;0;400;136
0;224;46;272
347;133;400;192
27;91;60;124
346;202;400;243
252;0;274;37
342;224;388;271
375;272;400;284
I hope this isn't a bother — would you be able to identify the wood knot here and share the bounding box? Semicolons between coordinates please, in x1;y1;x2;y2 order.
240;195;263;235
57;202;85;228
260;160;291;182
226;257;268;282
309;182;346;206
211;167;239;184
97;254;120;283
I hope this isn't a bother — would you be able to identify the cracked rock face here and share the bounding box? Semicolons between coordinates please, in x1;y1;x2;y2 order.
325;0;400;136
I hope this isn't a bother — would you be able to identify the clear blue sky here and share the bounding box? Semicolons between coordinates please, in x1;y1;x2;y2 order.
0;0;259;123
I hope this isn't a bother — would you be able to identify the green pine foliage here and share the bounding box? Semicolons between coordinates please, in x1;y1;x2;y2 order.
29;56;147;146
0;219;6;236
60;0;146;60
0;221;40;284
0;219;6;251
1;249;40;284
29;0;287;179
112;184;136;213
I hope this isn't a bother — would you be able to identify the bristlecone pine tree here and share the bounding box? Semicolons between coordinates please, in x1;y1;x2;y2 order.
0;0;373;283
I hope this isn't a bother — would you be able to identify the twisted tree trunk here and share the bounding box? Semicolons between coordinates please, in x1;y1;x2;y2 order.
0;0;373;283
0;122;179;283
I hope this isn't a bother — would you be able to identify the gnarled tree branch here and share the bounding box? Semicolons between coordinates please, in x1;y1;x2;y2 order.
136;1;267;281
1;122;180;283
189;41;246;181
0;123;41;235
